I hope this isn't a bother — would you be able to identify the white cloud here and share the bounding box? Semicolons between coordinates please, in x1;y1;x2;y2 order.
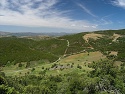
112;0;125;8
77;3;97;18
99;14;113;25
0;0;98;31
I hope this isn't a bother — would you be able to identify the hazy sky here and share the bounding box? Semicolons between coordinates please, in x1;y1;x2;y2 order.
0;0;125;33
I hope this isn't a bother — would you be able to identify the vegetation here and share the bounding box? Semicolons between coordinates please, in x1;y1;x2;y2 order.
59;32;90;54
1;29;125;93
1;59;125;94
0;37;67;65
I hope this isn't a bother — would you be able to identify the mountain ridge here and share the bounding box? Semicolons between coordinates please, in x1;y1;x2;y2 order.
0;29;125;66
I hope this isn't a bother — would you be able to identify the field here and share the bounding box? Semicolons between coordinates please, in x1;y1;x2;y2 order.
2;51;106;76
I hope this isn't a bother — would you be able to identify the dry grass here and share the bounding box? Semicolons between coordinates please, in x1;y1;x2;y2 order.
112;33;121;42
109;51;118;56
83;33;104;42
59;51;105;63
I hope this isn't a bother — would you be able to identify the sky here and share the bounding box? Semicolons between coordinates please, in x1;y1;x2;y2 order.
0;0;125;33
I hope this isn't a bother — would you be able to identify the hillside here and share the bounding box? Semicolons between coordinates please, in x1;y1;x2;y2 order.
59;29;125;61
1;29;125;94
0;29;125;65
0;37;67;65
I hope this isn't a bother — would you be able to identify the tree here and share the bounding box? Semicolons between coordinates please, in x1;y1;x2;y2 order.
31;68;35;72
18;63;22;67
25;62;30;68
77;64;82;69
0;76;18;94
0;76;7;85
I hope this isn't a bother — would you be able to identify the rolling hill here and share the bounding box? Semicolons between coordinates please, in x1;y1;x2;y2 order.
0;37;67;65
1;29;125;94
0;29;125;66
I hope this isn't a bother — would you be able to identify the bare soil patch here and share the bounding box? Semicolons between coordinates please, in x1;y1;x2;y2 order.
112;33;121;42
83;33;104;42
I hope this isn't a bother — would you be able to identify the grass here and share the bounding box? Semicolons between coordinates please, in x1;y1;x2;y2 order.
2;51;106;77
59;51;105;63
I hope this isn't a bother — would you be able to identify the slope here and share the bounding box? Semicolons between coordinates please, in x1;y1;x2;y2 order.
0;37;67;66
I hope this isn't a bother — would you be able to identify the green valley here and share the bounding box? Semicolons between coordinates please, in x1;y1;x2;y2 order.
1;29;125;94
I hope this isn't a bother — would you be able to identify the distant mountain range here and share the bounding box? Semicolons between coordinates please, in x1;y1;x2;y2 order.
0;31;10;36
0;31;72;37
